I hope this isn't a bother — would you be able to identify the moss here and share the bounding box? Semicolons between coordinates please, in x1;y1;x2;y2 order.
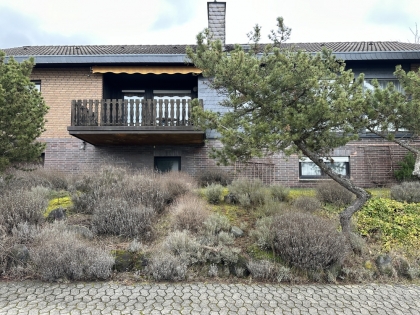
247;244;279;262
44;195;73;218
112;249;145;272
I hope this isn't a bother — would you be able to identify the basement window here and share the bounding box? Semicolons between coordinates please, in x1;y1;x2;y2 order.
299;157;349;179
154;157;181;173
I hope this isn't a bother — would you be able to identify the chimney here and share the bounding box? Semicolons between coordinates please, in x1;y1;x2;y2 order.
207;1;226;46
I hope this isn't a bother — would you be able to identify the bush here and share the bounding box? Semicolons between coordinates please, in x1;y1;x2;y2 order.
205;183;224;205
71;166;169;214
254;200;288;218
269;184;290;202
316;181;354;206
293;196;322;212
92;197;155;238
160;171;196;204
273;212;348;271
227;179;267;208
203;213;231;235
147;251;187;281
247;260;278;280
198;168;232;187
394;153;418;182
390;181;420;203
250;216;275;250
164;230;202;265
0;189;47;233
171;194;209;233
29;224;114;281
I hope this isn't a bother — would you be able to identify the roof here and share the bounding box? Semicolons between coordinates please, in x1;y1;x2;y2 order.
3;42;420;56
2;42;420;64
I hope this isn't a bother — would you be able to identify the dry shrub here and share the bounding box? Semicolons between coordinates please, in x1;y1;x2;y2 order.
1;168;69;192
164;230;202;265
247;260;278;280
29;223;114;281
273;212;348;271
316;181;354;206
293;196;322;212
0;189;47;233
71;166;168;214
390;181;420;203
160;171;196;203
203;213;231;235
92;197;155;238
171;194;209;233
147;251;187;281
198;168;232;187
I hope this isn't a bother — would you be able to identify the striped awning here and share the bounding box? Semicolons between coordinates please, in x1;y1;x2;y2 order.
91;66;202;75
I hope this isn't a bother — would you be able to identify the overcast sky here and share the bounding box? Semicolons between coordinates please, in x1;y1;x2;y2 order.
1;0;419;48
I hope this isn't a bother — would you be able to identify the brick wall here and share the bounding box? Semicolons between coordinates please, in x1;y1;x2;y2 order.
31;67;102;138
40;136;418;188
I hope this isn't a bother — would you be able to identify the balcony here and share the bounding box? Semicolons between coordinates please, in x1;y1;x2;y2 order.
67;99;205;146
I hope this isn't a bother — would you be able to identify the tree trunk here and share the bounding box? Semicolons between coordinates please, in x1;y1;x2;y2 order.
296;141;371;235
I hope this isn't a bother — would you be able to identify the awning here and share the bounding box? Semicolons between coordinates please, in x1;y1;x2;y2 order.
91;66;202;75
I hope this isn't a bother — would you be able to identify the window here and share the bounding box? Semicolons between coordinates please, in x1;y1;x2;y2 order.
364;79;404;94
31;80;41;92
299;157;349;179
154;157;181;173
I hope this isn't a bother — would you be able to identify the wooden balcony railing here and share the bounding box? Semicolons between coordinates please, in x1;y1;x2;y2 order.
71;99;203;127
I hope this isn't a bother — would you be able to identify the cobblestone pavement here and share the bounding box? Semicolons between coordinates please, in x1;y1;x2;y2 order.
0;282;419;314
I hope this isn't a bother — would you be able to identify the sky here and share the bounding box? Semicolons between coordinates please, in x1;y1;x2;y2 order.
0;0;419;48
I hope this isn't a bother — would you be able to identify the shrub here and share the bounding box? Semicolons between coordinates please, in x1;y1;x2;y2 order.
357;198;420;251
394;153;418;182
147;251;187;281
390;181;420;203
171;194;209;233
205;183;224;204
0;189;47;233
228;179;267;208
92;197;155;238
250;216;275;250
164;230;202;265
254;200;288;218
198;168;232;187
293;196;322;213
247;260;277;280
29;224;114;281
269;184;290;202
273;212;348;271
316;181;354;206
160;171;196;204
203;213;231;235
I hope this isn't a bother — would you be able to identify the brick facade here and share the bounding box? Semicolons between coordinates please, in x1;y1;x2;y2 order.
31;68;102;138
32;68;416;188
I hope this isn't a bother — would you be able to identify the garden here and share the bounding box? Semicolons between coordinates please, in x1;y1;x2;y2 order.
0;165;419;284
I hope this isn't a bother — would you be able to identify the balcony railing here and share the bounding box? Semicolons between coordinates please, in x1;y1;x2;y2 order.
71;99;203;127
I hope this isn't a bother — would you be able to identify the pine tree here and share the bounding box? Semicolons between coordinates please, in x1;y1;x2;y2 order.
0;51;48;172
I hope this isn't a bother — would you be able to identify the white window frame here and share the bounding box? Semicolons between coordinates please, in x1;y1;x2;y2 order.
299;156;350;179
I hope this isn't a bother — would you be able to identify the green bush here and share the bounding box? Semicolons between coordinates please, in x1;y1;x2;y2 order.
273;212;348;271
394;153;418;182
390;181;420;203
357;197;420;251
198;168;232;187
269;184;290;202
316;181;354;207
203;213;231;235
205;183;224;204
228;179;267;208
250;216;275;250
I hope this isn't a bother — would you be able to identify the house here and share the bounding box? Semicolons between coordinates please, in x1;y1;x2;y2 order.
3;2;420;187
